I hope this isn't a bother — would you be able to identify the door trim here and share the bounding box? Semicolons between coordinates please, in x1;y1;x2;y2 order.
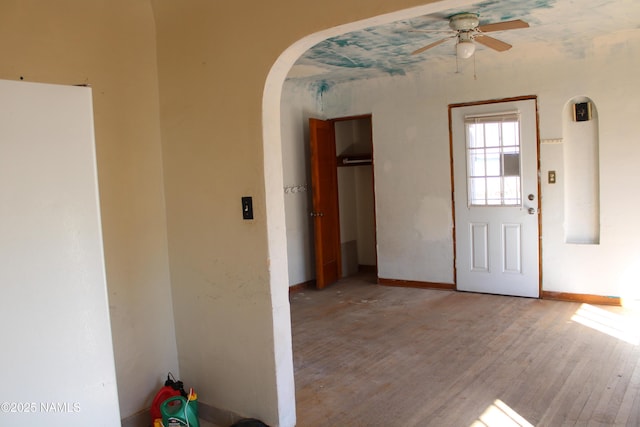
448;95;542;297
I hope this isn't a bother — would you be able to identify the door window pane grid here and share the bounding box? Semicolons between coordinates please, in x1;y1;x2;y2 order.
465;115;522;206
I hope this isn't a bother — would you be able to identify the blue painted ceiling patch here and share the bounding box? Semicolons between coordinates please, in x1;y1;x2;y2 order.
287;0;638;88
289;0;570;86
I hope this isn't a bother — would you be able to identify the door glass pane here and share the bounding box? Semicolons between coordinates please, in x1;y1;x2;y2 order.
502;121;518;147
469;177;486;204
503;176;521;204
469;149;486;176
485;123;500;147
486;177;502;204
468;123;484;148
466;116;522;206
485;148;501;176
503;153;520;177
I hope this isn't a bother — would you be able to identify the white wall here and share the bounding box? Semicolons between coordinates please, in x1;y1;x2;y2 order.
281;82;324;286
0;80;120;426
282;29;640;301
281;89;378;285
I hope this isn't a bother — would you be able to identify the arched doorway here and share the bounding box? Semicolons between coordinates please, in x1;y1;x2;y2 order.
260;2;457;424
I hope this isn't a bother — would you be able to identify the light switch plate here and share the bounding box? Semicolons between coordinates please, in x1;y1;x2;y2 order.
242;196;253;220
548;171;556;184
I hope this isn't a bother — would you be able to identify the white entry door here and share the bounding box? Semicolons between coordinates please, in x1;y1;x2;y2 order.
451;98;540;298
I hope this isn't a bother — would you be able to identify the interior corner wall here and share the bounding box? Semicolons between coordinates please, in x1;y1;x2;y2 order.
282;30;640;300
0;1;178;419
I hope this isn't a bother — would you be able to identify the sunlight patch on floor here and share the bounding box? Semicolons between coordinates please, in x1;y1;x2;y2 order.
470;399;533;427
571;303;639;345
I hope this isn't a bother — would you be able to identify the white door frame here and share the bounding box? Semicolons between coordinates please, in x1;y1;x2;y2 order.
449;96;542;297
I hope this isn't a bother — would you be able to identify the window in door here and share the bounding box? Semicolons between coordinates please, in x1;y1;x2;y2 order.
466;113;521;206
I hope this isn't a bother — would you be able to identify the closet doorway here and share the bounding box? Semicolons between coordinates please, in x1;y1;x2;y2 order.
309;115;377;289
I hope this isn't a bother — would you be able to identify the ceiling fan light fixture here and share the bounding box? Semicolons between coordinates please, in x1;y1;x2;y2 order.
449;13;480;31
456;40;476;59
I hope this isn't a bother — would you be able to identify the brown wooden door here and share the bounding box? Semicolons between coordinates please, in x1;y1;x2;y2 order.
309;118;341;289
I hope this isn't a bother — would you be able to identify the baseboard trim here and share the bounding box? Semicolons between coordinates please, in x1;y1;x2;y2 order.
377;279;620;305
289;280;314;294
378;277;456;291
541;290;621;306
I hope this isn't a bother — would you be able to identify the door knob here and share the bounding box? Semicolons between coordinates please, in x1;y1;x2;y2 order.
528;207;536;215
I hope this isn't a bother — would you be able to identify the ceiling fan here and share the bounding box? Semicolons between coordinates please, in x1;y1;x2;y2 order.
411;12;529;59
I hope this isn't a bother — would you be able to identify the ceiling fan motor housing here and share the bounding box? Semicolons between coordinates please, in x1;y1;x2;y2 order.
449;13;480;31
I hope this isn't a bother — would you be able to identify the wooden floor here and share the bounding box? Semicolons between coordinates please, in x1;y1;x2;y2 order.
290;274;640;426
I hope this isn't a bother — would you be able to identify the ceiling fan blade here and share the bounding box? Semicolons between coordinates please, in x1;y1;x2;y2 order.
474;35;512;52
475;35;512;52
477;19;529;33
409;29;454;34
411;37;452;55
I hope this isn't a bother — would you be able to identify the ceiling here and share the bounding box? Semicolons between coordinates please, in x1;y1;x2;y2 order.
287;0;640;85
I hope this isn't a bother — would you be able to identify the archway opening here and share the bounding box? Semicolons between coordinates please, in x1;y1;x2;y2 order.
260;1;459;424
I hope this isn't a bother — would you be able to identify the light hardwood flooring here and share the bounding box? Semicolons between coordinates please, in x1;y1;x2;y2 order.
290;274;640;426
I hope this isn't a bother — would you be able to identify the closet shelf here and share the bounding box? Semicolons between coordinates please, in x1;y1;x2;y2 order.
337;153;372;167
